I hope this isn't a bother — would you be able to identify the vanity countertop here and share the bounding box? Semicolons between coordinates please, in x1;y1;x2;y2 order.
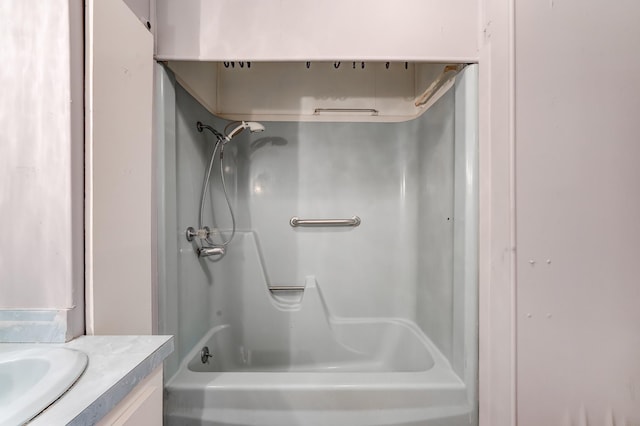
1;335;173;425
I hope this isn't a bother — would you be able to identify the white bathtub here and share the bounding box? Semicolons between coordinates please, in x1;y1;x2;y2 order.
165;318;471;426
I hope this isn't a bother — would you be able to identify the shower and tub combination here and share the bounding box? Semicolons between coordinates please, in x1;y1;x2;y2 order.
157;62;478;425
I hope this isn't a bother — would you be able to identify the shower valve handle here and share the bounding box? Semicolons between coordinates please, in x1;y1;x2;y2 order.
185;226;211;242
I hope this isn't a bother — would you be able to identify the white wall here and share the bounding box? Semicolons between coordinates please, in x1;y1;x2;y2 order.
477;0;516;424
516;0;640;423
155;0;478;62
85;0;154;334
123;0;150;28
0;0;84;342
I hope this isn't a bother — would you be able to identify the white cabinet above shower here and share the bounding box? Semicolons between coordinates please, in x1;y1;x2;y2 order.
155;0;479;62
167;61;465;121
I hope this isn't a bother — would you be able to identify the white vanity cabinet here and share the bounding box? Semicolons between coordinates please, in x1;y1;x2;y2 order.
98;367;163;426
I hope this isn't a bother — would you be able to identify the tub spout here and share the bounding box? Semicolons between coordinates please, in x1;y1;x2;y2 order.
198;246;225;258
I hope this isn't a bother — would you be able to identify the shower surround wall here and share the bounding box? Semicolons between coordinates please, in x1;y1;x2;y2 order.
158;65;476;389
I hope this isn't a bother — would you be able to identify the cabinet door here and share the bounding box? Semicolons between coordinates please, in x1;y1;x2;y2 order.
97;367;162;426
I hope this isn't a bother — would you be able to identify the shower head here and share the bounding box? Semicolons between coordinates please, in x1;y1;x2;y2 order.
247;121;265;133
224;121;265;143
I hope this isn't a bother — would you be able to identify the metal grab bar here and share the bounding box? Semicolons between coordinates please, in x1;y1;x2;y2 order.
313;108;378;116
289;216;361;228
268;286;306;291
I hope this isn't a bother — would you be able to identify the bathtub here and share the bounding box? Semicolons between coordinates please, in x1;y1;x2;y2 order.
165;314;471;426
163;233;475;425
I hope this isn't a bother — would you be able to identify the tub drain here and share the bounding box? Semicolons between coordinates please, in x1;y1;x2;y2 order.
200;346;213;364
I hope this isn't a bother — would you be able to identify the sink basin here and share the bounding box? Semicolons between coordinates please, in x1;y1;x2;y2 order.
0;347;88;426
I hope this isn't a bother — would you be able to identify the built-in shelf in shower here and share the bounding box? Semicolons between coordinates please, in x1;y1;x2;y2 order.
167;61;461;123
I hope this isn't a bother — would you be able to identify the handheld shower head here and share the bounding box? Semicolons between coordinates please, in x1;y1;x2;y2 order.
246;121;265;133
224;121;265;142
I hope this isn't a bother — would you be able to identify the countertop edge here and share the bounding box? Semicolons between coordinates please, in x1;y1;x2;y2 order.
66;336;173;426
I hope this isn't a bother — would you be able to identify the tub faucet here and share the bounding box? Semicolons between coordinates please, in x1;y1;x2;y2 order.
198;246;225;258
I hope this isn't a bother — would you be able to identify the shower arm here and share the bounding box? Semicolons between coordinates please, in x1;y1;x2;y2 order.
197;121;225;141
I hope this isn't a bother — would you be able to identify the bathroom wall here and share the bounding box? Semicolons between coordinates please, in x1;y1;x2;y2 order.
123;0;150;28
515;0;640;423
84;0;154;335
158;64;473;378
154;0;478;62
0;0;84;342
234;119;423;320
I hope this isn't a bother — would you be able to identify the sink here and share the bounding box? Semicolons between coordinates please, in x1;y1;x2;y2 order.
0;347;88;426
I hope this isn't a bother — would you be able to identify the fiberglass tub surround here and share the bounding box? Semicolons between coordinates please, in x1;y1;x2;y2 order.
158;63;478;426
